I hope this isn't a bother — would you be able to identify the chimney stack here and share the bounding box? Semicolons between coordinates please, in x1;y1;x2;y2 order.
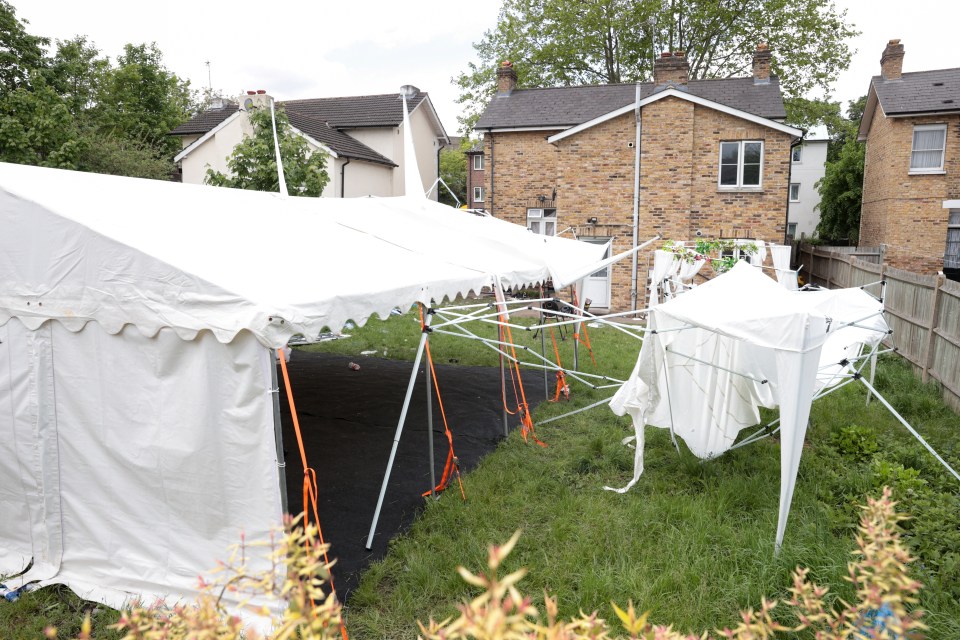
240;89;273;110
653;51;689;86
497;60;518;95
881;39;904;81
752;43;772;84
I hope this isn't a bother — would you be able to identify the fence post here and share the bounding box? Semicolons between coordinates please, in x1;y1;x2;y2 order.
921;274;945;383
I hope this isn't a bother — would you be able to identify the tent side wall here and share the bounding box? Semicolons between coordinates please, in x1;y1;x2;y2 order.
0;319;283;609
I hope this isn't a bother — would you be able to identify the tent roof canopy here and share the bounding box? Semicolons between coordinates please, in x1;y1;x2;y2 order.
0;163;606;347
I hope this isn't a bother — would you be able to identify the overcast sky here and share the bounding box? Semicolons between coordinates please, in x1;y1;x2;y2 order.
16;0;960;135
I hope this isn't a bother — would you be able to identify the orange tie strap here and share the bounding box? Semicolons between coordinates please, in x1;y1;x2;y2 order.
418;307;466;499
277;349;349;640
548;326;570;402
498;309;547;448
570;291;599;368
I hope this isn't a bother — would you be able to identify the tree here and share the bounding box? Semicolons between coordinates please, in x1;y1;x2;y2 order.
815;97;866;243
205;106;330;197
45;36;110;118
96;43;193;156
0;73;81;168
455;0;858;131
438;142;469;206
0;0;48;92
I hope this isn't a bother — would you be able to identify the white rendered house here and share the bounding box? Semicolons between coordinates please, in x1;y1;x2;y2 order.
170;89;449;199
787;125;829;239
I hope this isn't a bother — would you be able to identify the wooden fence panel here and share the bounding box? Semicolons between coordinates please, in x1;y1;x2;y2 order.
882;267;938;368
931;279;960;411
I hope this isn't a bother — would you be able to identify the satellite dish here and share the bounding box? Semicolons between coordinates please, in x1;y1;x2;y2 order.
243;97;254;110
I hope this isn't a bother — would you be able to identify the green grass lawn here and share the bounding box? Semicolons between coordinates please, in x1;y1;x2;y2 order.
3;303;958;639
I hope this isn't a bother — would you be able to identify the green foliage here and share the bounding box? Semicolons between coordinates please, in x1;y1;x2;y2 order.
95;43;193;157
44;36;110;118
830;424;880;461
0;0;48;92
205;106;330;197
0;73;82;168
456;0;859;130
815;136;865;243
438;145;467;206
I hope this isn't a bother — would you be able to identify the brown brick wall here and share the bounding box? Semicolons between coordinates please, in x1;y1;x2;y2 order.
860;102;960;273
466;152;486;208
486;98;794;310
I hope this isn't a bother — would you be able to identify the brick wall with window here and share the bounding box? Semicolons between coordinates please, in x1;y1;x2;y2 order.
485;98;793;310
860;103;960;273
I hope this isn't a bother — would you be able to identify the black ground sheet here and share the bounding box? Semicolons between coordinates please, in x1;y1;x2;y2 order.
277;350;546;602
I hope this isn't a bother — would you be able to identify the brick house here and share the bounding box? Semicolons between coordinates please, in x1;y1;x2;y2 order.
474;46;801;311
465;141;486;209
170;89;449;199
858;40;960;279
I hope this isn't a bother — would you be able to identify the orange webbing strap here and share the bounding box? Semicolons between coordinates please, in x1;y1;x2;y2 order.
499;312;547;448
548;327;570;402
420;339;466;500
570;291;599;368
277;349;348;640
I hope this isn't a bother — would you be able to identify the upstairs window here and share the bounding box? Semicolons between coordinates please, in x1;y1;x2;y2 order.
719;141;763;189
792;146;802;163
789;183;800;202
473;154;483;171
527;208;557;236
910;124;946;173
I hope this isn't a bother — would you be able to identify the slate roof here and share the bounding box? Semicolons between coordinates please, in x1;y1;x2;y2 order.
871;68;960;115
286;111;396;166
283;91;429;128
169;92;437;165
169;104;239;135
475;77;787;130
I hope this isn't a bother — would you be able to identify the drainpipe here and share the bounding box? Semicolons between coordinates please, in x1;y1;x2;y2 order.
786;138;801;247
436;144;442;202
340;158;351;198
631;84;642;311
488;129;495;215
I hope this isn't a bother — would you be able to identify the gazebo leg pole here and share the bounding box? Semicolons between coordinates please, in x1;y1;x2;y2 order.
270;349;288;515
426;330;436;498
499;323;509;437
366;316;431;550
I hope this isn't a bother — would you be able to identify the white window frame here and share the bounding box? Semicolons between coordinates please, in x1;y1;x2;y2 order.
787;222;798;237
718;140;764;190
527;208;557;236
909;124;947;174
473;186;484;202
789;183;800;202
473;154;483;171
946;209;960;269
792;146;802;163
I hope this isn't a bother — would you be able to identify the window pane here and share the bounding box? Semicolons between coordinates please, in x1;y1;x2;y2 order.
720;164;738;185
742;163;761;185
545;221;555;236
529;221;540;234
743;142;762;164
949;209;960;226
792;147;802;162
790;184;800;200
720;142;739;164
911;150;944;170
913;129;945;151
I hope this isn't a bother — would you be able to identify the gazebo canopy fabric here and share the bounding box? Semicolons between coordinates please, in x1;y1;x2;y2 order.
0;162;606;348
609;262;887;548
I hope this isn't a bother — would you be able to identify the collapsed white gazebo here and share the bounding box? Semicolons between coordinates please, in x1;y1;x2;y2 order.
0;161;607;615
609;261;892;549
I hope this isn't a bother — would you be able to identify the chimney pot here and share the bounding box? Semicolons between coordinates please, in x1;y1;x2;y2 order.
752;43;772;84
497;60;518;95
654;50;689;86
246;90;256;95
256;89;266;94
881;39;905;81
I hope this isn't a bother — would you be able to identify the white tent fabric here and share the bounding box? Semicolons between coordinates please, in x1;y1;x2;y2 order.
770;244;798;290
0;318;282;616
0;162;606;349
609;262;887;548
0;162;607;621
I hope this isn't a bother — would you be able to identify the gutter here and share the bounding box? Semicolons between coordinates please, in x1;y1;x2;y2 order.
631;84;642;311
340;158;351;197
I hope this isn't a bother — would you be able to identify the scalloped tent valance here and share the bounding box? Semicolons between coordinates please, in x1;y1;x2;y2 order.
0;163;606;348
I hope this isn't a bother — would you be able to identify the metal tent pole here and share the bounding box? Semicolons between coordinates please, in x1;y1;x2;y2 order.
426;326;436;498
499;322;509;437
270;349;289;514
365;312;432;549
540;311;549;399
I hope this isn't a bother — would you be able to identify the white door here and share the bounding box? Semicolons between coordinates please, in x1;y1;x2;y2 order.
580;238;611;308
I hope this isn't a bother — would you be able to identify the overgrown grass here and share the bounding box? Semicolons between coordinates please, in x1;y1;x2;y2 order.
3;304;958;638
305;305;960;639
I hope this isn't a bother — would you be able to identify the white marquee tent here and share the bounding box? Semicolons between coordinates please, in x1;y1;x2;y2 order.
0;161;606;614
609;261;890;549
